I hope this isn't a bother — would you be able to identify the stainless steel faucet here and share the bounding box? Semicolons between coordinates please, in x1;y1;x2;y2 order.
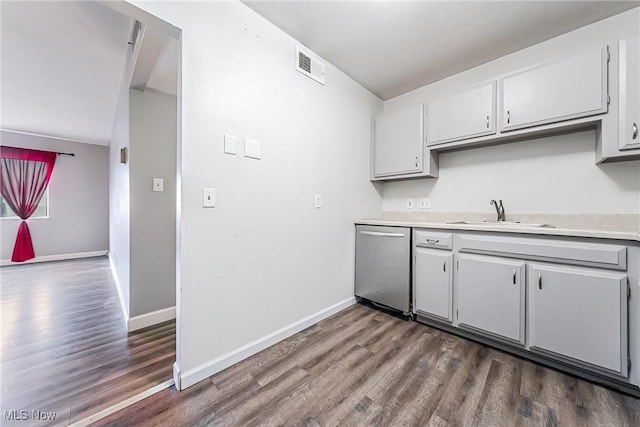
490;199;505;221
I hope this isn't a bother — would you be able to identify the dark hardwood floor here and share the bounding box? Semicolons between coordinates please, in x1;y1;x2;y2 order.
94;303;640;426
0;257;175;426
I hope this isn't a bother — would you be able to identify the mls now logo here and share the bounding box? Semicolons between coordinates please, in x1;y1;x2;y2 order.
4;409;57;421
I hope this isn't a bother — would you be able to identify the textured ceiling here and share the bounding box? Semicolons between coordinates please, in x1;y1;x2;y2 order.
244;1;640;100
1;1;133;145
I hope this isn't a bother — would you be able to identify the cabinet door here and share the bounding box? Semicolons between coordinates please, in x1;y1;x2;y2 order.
457;254;525;344
414;248;453;322
619;36;640;151
528;264;628;376
374;105;423;177
501;47;608;131
426;82;496;145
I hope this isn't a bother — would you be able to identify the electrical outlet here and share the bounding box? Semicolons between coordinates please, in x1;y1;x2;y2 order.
406;199;414;209
203;188;216;208
314;194;322;208
153;178;164;192
419;198;431;209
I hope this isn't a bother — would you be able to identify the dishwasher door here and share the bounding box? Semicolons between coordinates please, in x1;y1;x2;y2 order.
355;225;411;313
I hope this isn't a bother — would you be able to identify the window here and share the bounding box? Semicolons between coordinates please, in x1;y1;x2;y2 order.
0;189;48;219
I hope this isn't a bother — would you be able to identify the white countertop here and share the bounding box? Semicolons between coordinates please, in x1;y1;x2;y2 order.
355;212;640;242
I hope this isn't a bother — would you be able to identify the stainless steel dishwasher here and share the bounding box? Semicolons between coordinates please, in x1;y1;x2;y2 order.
355;225;411;315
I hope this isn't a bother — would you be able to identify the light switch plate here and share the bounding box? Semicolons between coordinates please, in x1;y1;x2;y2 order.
153;178;164;192
203;188;216;208
406;199;414;209
419;198;431;209
224;134;236;155
244;139;261;159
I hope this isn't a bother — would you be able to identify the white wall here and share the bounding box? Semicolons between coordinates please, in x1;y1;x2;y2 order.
383;9;640;215
0;130;109;261
129;88;177;317
109;51;133;313
131;0;383;384
108;18;178;324
383;130;640;214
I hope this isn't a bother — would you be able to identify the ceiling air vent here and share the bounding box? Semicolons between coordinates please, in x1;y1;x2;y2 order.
296;46;325;85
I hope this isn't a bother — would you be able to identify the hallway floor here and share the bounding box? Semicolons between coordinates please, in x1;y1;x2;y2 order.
0;257;175;426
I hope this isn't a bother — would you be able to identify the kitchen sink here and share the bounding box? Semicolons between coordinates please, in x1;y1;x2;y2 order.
447;220;555;228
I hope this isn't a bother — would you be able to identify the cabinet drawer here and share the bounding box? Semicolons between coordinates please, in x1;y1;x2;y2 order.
457;233;626;270
414;230;452;250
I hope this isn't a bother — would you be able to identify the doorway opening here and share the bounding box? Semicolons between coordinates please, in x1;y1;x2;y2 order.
0;2;181;425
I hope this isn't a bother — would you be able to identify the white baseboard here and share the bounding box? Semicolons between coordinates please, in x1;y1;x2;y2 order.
128;306;176;332
0;250;107;266
108;253;130;329
68;378;174;427
180;296;356;390
173;361;182;391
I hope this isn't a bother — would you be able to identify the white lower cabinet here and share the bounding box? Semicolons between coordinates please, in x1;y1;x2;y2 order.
406;230;635;388
528;263;628;376
414;248;453;322
457;254;526;344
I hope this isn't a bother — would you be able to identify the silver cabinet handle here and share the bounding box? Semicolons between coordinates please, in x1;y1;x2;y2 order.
426;239;440;244
538;273;542;290
633;123;638;140
506;110;510;124
443;260;446;272
359;231;404;238
512;270;516;285
486;115;490;129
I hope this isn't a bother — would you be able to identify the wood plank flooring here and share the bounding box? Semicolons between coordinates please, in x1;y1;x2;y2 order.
0;257;175;426
95;303;640;426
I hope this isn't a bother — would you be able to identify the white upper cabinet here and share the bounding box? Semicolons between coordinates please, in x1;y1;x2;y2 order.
426;82;496;145
619;36;640;151
501;46;608;131
373;105;424;178
528;263;628;376
372;105;438;180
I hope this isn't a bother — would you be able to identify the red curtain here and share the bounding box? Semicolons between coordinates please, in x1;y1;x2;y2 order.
0;146;56;262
